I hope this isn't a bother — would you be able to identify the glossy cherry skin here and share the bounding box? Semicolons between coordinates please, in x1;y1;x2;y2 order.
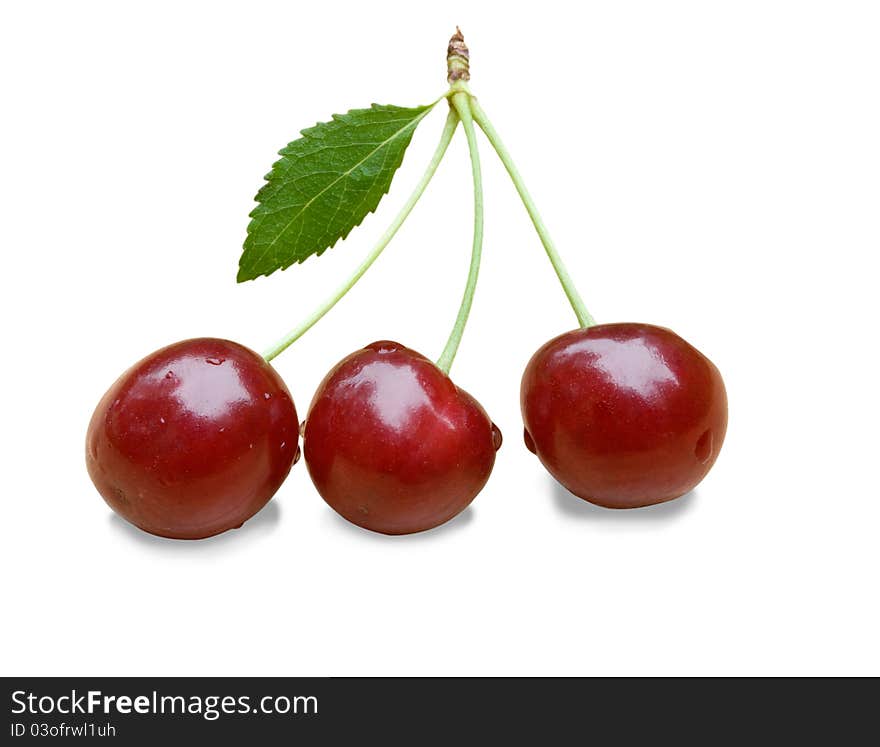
86;338;299;539
304;341;501;535
521;323;727;508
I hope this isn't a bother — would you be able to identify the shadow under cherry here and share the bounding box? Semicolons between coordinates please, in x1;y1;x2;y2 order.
550;477;698;522
107;498;282;552
326;504;475;542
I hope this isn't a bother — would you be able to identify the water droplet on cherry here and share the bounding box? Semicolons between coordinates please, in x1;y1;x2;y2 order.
491;423;503;451
523;428;537;454
205;357;224;366
369;340;399;354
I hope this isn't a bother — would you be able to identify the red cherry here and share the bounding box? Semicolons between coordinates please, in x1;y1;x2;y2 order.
86;338;299;539
521;323;727;508
303;341;501;535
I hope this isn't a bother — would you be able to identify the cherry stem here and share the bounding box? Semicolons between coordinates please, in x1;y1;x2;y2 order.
262;108;460;362
469;99;595;328
437;89;484;375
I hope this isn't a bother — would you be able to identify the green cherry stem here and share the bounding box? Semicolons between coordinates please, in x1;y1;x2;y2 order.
262;108;460;362
469;99;595;328
437;90;484;374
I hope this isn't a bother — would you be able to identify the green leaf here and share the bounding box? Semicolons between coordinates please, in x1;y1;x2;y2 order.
238;103;434;282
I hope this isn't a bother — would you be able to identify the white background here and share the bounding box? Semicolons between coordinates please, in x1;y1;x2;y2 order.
2;1;878;676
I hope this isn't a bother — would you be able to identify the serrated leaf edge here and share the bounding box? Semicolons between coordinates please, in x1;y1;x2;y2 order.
239;103;434;282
